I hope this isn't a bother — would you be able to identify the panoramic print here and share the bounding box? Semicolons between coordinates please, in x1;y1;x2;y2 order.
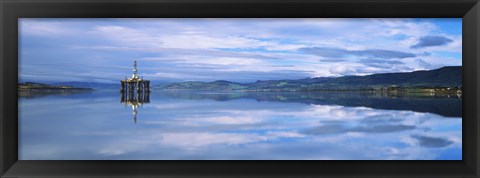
18;18;462;160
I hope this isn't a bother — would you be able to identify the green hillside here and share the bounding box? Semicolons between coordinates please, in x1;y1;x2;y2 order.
155;66;462;91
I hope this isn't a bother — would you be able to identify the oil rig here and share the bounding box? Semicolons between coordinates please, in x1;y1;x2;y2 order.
121;60;150;93
120;60;150;124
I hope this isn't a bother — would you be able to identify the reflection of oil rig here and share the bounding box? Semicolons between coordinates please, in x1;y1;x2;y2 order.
120;60;150;124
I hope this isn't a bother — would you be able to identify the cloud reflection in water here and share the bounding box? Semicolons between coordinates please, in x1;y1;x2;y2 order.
19;91;461;160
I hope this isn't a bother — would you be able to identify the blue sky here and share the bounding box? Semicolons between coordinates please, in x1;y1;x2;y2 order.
19;18;462;84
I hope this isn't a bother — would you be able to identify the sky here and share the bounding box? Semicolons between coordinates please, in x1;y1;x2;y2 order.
19;18;462;84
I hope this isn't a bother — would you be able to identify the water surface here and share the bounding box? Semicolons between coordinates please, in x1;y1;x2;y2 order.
19;90;462;160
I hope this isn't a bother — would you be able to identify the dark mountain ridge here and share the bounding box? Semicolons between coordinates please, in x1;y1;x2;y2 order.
156;66;462;91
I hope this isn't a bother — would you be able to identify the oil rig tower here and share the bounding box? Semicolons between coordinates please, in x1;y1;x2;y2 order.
120;60;150;124
121;60;150;93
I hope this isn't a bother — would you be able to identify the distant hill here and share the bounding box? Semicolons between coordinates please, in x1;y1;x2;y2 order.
51;82;118;90
18;82;94;91
155;80;247;91
155;66;462;91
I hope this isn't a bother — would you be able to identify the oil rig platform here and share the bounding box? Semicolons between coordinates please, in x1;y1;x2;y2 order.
120;60;150;124
121;60;150;93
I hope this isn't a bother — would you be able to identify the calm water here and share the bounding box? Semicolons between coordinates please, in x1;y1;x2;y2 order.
19;90;462;160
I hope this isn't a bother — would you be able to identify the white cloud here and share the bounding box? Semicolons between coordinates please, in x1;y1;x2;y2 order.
20;19;75;36
20;18;462;82
179;57;263;66
202;116;263;125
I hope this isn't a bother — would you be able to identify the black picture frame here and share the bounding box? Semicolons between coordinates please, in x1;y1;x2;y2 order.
1;0;479;177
